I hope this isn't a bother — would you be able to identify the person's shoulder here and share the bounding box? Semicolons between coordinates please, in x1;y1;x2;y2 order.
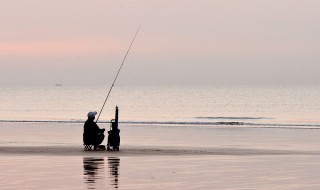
84;120;94;126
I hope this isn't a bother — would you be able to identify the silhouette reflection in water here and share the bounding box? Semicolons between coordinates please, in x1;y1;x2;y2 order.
83;157;105;189
108;157;120;189
83;157;120;189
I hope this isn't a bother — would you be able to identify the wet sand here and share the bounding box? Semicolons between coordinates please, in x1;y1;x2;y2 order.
1;123;320;189
1;153;320;189
0;145;320;156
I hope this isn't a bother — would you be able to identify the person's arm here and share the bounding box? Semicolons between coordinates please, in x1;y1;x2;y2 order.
95;123;105;133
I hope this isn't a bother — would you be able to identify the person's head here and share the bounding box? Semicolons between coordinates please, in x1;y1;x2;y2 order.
87;111;97;120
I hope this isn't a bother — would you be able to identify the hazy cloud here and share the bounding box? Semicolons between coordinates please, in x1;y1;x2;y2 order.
0;0;319;86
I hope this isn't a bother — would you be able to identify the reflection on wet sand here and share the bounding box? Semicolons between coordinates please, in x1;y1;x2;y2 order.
83;157;120;189
83;157;105;189
108;157;120;189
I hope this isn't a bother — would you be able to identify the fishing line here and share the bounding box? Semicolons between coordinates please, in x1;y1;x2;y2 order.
96;25;141;122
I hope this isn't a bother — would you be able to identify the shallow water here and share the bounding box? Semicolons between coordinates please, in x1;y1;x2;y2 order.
1;155;320;190
1;122;320;189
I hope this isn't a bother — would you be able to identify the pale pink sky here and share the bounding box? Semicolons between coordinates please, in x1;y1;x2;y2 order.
0;0;319;86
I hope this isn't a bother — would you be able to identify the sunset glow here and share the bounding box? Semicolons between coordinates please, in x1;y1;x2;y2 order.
0;39;125;57
0;0;319;86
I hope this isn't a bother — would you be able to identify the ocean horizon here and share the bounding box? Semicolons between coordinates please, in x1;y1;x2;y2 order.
1;84;319;128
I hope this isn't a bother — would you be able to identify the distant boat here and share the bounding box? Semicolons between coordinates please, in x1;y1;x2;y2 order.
55;84;63;87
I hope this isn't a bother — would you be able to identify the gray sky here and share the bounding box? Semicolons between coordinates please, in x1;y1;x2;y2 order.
0;0;319;86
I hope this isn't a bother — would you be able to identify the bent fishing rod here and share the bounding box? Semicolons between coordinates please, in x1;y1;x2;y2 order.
96;25;141;123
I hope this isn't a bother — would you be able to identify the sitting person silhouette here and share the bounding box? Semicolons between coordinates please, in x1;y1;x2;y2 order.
83;111;105;150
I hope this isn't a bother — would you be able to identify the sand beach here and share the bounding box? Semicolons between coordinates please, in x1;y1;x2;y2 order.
1;121;320;189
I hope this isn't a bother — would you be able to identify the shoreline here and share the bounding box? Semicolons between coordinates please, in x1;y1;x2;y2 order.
0;145;319;156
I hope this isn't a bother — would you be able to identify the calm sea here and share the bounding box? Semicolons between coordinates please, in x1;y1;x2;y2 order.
1;84;319;128
2;85;320;190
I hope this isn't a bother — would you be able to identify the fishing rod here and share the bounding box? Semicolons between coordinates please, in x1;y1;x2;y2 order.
96;25;141;122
